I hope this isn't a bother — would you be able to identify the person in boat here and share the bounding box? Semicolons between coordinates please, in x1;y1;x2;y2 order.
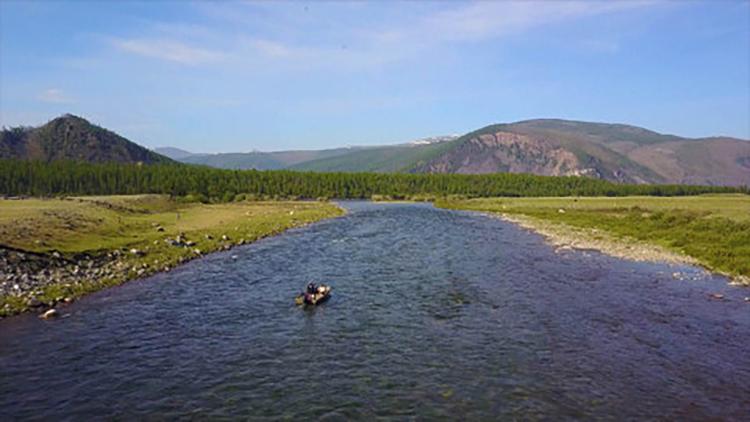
304;282;317;304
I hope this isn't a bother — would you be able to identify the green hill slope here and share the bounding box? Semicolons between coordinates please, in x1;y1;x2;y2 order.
290;142;456;172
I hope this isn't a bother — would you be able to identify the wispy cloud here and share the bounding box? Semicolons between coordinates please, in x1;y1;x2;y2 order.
249;39;293;58
108;1;657;69
112;38;226;65
38;88;74;104
417;1;656;43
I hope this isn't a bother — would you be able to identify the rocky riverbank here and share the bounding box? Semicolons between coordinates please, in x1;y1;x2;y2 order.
0;197;345;318
0;233;259;318
490;212;749;286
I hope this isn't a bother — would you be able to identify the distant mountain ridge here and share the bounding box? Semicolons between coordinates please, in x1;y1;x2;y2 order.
1;114;172;164
153;146;197;160
157;135;459;171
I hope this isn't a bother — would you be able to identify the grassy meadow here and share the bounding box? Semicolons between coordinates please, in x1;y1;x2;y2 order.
436;194;750;283
0;195;343;316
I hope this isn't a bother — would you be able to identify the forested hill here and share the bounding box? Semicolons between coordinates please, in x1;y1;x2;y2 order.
0;115;172;164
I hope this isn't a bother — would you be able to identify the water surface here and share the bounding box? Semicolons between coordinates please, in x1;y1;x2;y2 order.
1;202;749;420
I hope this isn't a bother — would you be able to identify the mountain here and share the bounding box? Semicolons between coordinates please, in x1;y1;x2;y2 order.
161;135;458;171
154;146;199;160
410;119;750;186
173;148;354;170
1;114;172;164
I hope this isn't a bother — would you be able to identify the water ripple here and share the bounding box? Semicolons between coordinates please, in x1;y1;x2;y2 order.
1;201;749;420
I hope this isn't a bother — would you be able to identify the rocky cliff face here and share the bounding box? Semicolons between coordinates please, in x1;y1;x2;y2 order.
414;131;588;177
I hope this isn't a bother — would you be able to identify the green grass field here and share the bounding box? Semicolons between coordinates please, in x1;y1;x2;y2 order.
0;195;343;254
0;195;344;316
436;194;750;282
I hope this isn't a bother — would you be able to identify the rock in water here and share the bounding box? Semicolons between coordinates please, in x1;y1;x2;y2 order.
40;309;59;319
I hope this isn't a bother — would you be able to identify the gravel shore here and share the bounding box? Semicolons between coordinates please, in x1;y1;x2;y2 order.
490;212;749;286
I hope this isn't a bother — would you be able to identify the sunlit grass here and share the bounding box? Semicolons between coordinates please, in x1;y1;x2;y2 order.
0;195;344;316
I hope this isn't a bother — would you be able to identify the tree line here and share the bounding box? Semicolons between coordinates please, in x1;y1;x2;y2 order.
0;160;745;200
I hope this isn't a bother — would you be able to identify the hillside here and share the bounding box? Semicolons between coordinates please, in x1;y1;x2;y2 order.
411;119;750;186
0;114;172;164
289;141;456;172
158;137;458;171
157;119;749;185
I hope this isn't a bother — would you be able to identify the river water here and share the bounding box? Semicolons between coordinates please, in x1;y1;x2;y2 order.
1;202;749;420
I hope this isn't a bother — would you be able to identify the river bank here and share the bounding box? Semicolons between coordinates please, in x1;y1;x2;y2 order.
436;195;750;286
0;196;344;317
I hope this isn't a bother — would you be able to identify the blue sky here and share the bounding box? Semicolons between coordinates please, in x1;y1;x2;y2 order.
1;1;748;152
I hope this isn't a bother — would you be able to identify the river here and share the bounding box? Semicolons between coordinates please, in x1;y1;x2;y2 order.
1;202;748;420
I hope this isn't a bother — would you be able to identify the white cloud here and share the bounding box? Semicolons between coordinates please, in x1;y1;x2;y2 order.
108;1;657;69
38;88;74;104
112;38;226;65
249;39;293;58
405;1;657;43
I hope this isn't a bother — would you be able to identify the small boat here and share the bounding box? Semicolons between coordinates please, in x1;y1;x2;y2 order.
295;284;332;306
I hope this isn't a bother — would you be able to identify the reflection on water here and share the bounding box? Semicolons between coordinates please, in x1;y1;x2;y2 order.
1;202;748;420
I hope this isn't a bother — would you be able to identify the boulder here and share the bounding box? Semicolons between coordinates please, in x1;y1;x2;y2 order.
40;308;59;319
